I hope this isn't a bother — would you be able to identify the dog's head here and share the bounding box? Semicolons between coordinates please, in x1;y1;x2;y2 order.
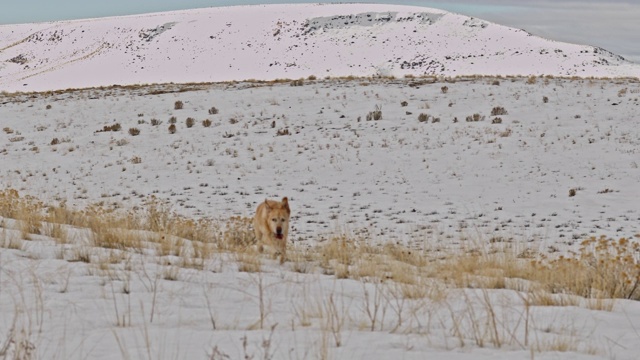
265;197;290;240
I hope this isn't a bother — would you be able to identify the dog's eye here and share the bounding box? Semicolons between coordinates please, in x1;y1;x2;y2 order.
281;218;286;222
272;218;276;222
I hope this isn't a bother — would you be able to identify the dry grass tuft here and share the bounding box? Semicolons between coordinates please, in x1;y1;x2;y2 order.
0;189;43;239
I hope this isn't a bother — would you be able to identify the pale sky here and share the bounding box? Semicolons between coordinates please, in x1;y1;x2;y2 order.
2;1;638;63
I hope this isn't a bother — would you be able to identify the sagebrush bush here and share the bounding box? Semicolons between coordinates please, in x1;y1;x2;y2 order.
366;105;382;121
186;117;195;128
208;107;219;115
418;113;429;122
150;118;162;126
491;106;508;116
169;116;177;124
97;123;121;132
174;100;184;110
128;127;140;136
168;124;176;134
202;119;212;127
466;114;483;122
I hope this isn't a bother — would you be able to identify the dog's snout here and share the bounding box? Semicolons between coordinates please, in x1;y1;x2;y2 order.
276;227;283;235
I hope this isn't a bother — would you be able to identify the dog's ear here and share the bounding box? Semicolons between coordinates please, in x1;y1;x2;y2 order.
281;197;290;213
264;199;271;209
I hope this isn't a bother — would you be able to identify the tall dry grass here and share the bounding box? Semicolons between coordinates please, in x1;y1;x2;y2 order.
2;188;639;307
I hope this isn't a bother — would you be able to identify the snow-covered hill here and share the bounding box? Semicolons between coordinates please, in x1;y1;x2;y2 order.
1;3;639;92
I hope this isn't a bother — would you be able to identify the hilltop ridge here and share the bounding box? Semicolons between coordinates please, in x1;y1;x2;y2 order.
1;3;638;91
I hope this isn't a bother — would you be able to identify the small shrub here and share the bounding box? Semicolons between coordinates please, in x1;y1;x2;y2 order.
208;107;219;115
168;124;176;134
276;128;290;136
174;100;184;110
97;123;121;132
46;104;52;110
186;117;195;128
440;86;449;94
418;113;429;122
431;117;440;123
526;75;537;85
290;78;304;86
491;106;508;116
492;80;500;86
3;127;14;134
366;105;382;121
169;116;177;124
150;118;162;126
202;119;212;127
492;117;503;124
128;128;140;136
400;101;408;107
466;114;483;122
569;188;577;197
50;138;60;145
543;96;549;103
308;75;317;80
130;156;142;164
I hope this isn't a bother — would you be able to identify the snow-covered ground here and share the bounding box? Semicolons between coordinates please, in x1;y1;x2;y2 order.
2;77;639;252
3;224;640;360
1;76;640;359
2;3;640;360
1;3;639;92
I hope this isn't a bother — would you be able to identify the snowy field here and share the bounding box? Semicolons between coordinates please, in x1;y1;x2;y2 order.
1;75;640;359
2;3;640;359
1;76;639;250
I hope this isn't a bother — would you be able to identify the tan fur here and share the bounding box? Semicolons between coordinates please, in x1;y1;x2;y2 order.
253;197;290;264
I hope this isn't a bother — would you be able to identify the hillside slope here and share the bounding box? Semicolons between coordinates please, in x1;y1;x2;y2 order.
1;3;638;92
